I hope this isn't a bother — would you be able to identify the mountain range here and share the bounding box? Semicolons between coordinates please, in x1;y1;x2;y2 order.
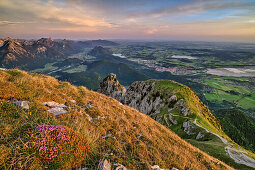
0;38;118;69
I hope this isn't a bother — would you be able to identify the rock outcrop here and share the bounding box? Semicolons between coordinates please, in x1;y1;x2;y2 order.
97;75;210;140
97;73;126;102
98;160;128;170
183;121;197;135
43;101;68;116
99;160;111;170
123;81;181;117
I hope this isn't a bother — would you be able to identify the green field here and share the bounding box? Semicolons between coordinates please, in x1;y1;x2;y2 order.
202;78;255;111
31;62;58;73
63;65;87;73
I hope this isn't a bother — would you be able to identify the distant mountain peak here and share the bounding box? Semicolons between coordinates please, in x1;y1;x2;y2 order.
88;46;112;57
36;37;55;47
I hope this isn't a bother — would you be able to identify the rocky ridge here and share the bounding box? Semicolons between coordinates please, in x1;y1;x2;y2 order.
0;38;119;69
0;38;74;69
97;74;210;139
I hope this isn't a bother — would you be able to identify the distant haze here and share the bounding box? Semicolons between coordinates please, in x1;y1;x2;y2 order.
0;0;255;42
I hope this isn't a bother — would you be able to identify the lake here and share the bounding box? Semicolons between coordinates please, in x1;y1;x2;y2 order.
171;55;198;59
207;67;255;77
113;53;126;58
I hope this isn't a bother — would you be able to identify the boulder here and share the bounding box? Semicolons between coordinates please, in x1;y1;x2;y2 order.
48;107;67;116
113;163;128;170
12;100;30;109
43;101;68;116
151;165;161;170
151;165;169;170
99;160;111;170
43;101;66;108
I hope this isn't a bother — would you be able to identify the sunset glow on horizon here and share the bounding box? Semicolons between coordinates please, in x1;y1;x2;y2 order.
1;0;255;42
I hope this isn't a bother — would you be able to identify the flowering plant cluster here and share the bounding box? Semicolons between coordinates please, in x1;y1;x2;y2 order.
25;124;90;168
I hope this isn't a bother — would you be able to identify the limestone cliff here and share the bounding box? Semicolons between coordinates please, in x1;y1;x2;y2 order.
97;73;126;102
98;75;221;140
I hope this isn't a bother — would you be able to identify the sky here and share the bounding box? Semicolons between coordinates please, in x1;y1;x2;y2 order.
0;0;255;42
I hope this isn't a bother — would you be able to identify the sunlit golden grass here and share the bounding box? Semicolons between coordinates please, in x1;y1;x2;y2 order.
0;69;233;169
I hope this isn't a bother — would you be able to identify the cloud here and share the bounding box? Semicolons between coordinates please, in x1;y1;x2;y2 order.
0;0;114;28
148;0;255;18
0;20;35;25
145;28;158;34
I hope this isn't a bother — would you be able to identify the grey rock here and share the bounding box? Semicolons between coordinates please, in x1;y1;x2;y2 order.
174;100;192;116
85;104;93;109
97;73;126;102
70;100;76;103
12;100;30;109
102;134;111;139
124;82;161;116
99;160;111;170
168;95;177;102
169;114;177;125
196;132;205;140
47;107;67;116
43;101;67;108
78;168;88;170
151;165;161;170
43;101;68;116
113;163;128;170
183;121;196;135
86;114;93;122
86;114;105;122
151;165;169;170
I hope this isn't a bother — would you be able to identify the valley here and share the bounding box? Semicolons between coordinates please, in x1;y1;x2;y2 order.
19;39;255;117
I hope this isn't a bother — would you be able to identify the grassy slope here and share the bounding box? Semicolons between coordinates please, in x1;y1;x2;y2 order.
153;79;224;136
0;69;232;169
